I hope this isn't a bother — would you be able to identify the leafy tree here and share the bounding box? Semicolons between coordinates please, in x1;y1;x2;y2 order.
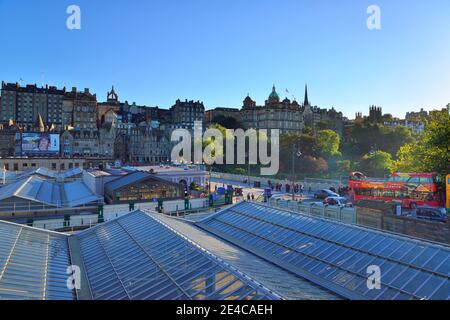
302;127;313;135
314;130;342;159
394;110;450;179
233;167;247;175
281;132;315;156
359;151;394;177
342;123;413;160
336;160;357;175
383;126;414;156
297;156;329;174
382;114;394;122
211;115;243;130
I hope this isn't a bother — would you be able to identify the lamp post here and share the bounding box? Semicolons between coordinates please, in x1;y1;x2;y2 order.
291;144;302;201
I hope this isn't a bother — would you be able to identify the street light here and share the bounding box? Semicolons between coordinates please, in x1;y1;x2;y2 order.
291;144;302;201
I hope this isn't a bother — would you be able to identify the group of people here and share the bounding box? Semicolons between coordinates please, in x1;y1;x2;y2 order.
338;186;351;196
246;193;256;201
268;180;310;195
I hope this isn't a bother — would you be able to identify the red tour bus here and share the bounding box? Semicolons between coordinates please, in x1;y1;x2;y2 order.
348;172;444;209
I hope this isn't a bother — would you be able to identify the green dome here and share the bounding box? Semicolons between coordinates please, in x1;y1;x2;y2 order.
268;85;279;100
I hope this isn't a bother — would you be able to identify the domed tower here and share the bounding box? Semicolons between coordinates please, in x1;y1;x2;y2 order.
266;85;280;106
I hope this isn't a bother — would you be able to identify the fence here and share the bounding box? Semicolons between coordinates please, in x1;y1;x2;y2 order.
28;198;209;231
268;198;450;244
356;206;450;244
211;172;343;191
267;198;357;224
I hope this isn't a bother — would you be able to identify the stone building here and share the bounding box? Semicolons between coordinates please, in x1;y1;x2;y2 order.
64;87;97;130
170;99;205;129
1;82;66;131
97;86;122;122
123;124;170;164
241;85;304;135
367;105;383;124
240;85;344;136
0;122;19;157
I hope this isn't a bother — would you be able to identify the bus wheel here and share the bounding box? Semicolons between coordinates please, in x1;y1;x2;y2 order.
410;203;417;209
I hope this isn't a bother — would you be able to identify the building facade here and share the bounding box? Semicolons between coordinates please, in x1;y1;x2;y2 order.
241;86;304;135
1;82;66;131
170;99;205;129
104;171;184;204
240;85;345;135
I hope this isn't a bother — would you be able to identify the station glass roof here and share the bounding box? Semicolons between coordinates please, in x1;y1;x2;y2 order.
0;221;74;300
197;202;450;300
75;211;280;300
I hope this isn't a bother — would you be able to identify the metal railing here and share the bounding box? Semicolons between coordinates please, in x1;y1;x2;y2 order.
266;198;357;224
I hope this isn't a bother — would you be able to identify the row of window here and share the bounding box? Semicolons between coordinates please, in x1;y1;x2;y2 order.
2;162;81;171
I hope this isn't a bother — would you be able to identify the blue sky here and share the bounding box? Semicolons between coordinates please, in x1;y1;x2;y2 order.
0;0;449;118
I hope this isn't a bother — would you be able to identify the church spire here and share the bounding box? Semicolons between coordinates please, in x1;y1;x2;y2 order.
107;85;119;102
304;84;310;106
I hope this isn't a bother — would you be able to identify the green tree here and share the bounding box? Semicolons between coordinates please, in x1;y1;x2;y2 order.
281;132;315;155
297;156;329;174
394;110;450;179
342;123;413;160
211;115;243;130
336;160;357;175
383;126;414;156
314;130;342;159
360;151;394;177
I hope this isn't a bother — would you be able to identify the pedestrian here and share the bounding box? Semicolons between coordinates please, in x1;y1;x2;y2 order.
247;193;251;201
251;194;255;201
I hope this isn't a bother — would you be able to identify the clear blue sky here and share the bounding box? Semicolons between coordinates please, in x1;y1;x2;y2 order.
1;0;449;118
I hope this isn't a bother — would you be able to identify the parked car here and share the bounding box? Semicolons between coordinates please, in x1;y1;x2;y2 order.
323;197;353;207
314;189;339;199
408;207;448;223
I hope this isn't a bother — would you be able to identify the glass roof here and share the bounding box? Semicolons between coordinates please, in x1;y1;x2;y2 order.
0;222;74;300
197;202;450;300
76;211;279;300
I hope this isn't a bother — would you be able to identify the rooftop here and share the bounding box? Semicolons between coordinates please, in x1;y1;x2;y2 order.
0;202;448;300
0;210;280;300
196;202;450;300
0;175;102;208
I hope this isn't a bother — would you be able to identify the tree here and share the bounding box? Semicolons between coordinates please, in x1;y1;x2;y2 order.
383;126;414;156
211;115;243;130
342;123;413;160
394;110;450;179
281;133;315;156
336;160;357;175
314;130;341;159
360;151;394;177
297;156;329;174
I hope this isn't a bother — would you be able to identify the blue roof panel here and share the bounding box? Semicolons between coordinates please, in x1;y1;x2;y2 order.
76;210;280;300
196;202;450;300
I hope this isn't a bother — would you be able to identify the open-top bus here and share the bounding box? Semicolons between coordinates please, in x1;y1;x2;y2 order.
349;172;444;209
